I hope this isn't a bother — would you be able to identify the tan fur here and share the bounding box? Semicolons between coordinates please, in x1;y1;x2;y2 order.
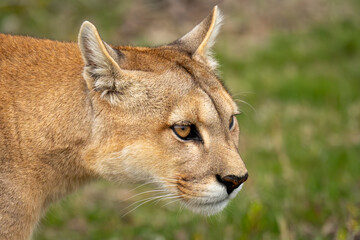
0;7;247;239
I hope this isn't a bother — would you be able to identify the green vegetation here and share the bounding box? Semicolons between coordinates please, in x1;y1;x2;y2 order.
219;18;360;240
1;1;359;239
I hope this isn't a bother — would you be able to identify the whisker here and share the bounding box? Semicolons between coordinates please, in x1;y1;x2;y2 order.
125;181;157;193
121;193;177;217
121;195;165;213
160;198;181;209
122;179;177;195
121;193;176;211
232;91;255;98
152;195;180;206
123;189;168;201
234;98;257;114
121;198;159;217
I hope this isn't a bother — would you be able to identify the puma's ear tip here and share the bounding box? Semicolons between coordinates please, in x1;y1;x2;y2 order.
195;5;223;54
78;21;100;51
211;5;222;20
81;20;91;27
213;6;223;25
212;5;218;14
79;21;97;35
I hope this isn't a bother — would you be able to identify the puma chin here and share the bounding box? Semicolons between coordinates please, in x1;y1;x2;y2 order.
176;181;245;215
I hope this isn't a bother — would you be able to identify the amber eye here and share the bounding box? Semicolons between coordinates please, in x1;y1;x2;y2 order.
229;115;236;130
171;124;202;142
173;125;191;139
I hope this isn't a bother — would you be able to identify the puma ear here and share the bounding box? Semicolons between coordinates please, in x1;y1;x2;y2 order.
78;21;129;105
170;6;223;69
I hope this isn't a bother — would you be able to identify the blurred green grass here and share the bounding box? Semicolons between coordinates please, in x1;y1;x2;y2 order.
1;1;360;239
220;18;360;240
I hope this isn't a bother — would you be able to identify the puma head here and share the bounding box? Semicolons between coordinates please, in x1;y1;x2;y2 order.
79;6;248;215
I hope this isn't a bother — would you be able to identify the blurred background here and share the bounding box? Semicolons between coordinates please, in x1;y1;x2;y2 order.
1;0;360;239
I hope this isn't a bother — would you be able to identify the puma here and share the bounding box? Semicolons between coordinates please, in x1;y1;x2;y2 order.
0;6;248;239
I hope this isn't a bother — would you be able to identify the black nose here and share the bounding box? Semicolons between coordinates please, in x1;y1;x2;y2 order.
216;173;248;195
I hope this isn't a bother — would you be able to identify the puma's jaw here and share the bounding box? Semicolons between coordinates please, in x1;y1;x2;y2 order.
94;143;245;216
181;180;245;216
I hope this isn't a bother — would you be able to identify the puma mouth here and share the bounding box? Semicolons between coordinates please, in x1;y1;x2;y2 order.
197;199;227;206
184;198;230;215
177;183;244;216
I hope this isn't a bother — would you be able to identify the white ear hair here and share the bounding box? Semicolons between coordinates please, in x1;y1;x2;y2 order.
78;21;128;105
194;6;223;68
170;6;223;70
78;21;121;73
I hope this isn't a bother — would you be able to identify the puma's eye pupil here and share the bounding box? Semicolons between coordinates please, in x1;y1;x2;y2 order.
229;115;235;130
173;125;191;139
171;124;202;142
